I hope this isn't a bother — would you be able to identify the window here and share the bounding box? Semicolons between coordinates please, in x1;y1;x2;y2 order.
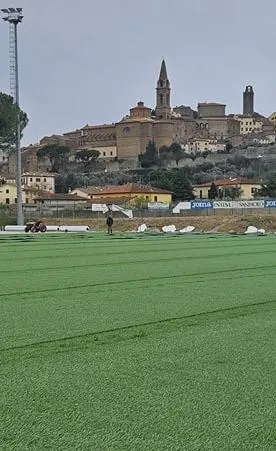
6;189;9;194
160;94;163;105
246;122;248;125
246;128;248;131
44;178;47;182
15;198;17;203
110;151;113;156
251;187;258;194
30;178;32;182
146;195;149;200
154;195;158;202
241;128;243;132
26;198;29;204
44;186;47;190
36;178;40;182
6;198;9;204
103;152;106;157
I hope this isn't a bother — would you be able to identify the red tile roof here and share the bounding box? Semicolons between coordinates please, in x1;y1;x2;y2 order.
88;196;132;205
35;191;85;201
88;183;173;195
195;178;261;187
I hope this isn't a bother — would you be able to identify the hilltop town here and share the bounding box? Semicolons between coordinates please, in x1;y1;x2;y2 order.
1;60;276;207
2;60;276;174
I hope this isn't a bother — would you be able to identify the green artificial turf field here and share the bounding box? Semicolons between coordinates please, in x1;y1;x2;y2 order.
0;233;276;450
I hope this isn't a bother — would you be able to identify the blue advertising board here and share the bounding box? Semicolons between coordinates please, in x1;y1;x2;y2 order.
264;199;276;208
191;200;213;209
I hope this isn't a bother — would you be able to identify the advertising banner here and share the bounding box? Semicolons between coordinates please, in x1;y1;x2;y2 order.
264;200;276;208
236;200;264;208
148;202;170;210
92;204;108;212
213;200;264;209
191;200;213;209
213;201;234;209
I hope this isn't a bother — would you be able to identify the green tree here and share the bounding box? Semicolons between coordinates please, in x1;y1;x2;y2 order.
223;186;242;200
55;173;90;193
149;169;173;191
171;169;194;200
37;144;70;172
201;150;210;159
225;142;233;152
159;145;170;156
169;142;184;166
208;182;218;199
0;92;28;150
158;145;171;166
256;177;276;197
139;140;159;168
133;196;147;208
75;148;100;164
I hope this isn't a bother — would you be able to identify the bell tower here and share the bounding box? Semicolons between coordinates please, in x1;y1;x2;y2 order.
155;59;171;120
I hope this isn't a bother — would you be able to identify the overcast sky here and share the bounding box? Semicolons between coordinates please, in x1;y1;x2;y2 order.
1;0;275;145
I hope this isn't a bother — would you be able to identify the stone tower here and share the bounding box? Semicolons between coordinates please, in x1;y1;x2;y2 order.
155;59;171;120
243;85;254;116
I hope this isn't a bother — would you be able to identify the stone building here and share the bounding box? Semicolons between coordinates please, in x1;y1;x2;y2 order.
64;124;116;159
232;85;274;136
8;134;74;176
243;85;254;116
198;102;226;118
22;173;55;192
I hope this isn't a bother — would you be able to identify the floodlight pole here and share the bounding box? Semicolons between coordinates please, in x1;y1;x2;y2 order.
1;8;24;225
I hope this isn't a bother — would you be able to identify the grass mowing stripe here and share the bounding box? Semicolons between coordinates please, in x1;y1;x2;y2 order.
1;298;275;357
1;262;276;298
3;247;276;274
1;232;274;251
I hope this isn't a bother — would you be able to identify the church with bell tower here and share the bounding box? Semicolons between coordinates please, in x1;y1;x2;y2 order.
21;58;244;175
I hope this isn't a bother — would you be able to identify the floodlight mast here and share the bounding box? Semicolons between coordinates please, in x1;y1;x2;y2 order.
1;7;24;225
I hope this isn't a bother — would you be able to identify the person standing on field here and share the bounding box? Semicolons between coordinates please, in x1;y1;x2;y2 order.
106;215;114;234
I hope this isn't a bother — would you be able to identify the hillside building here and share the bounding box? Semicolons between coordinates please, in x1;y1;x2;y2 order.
71;183;173;204
194;178;262;200
22;173;55;192
185;139;226;154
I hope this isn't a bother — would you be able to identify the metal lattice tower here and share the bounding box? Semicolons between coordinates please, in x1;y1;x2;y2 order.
1;7;24;225
9;20;17;101
2;8;23;102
